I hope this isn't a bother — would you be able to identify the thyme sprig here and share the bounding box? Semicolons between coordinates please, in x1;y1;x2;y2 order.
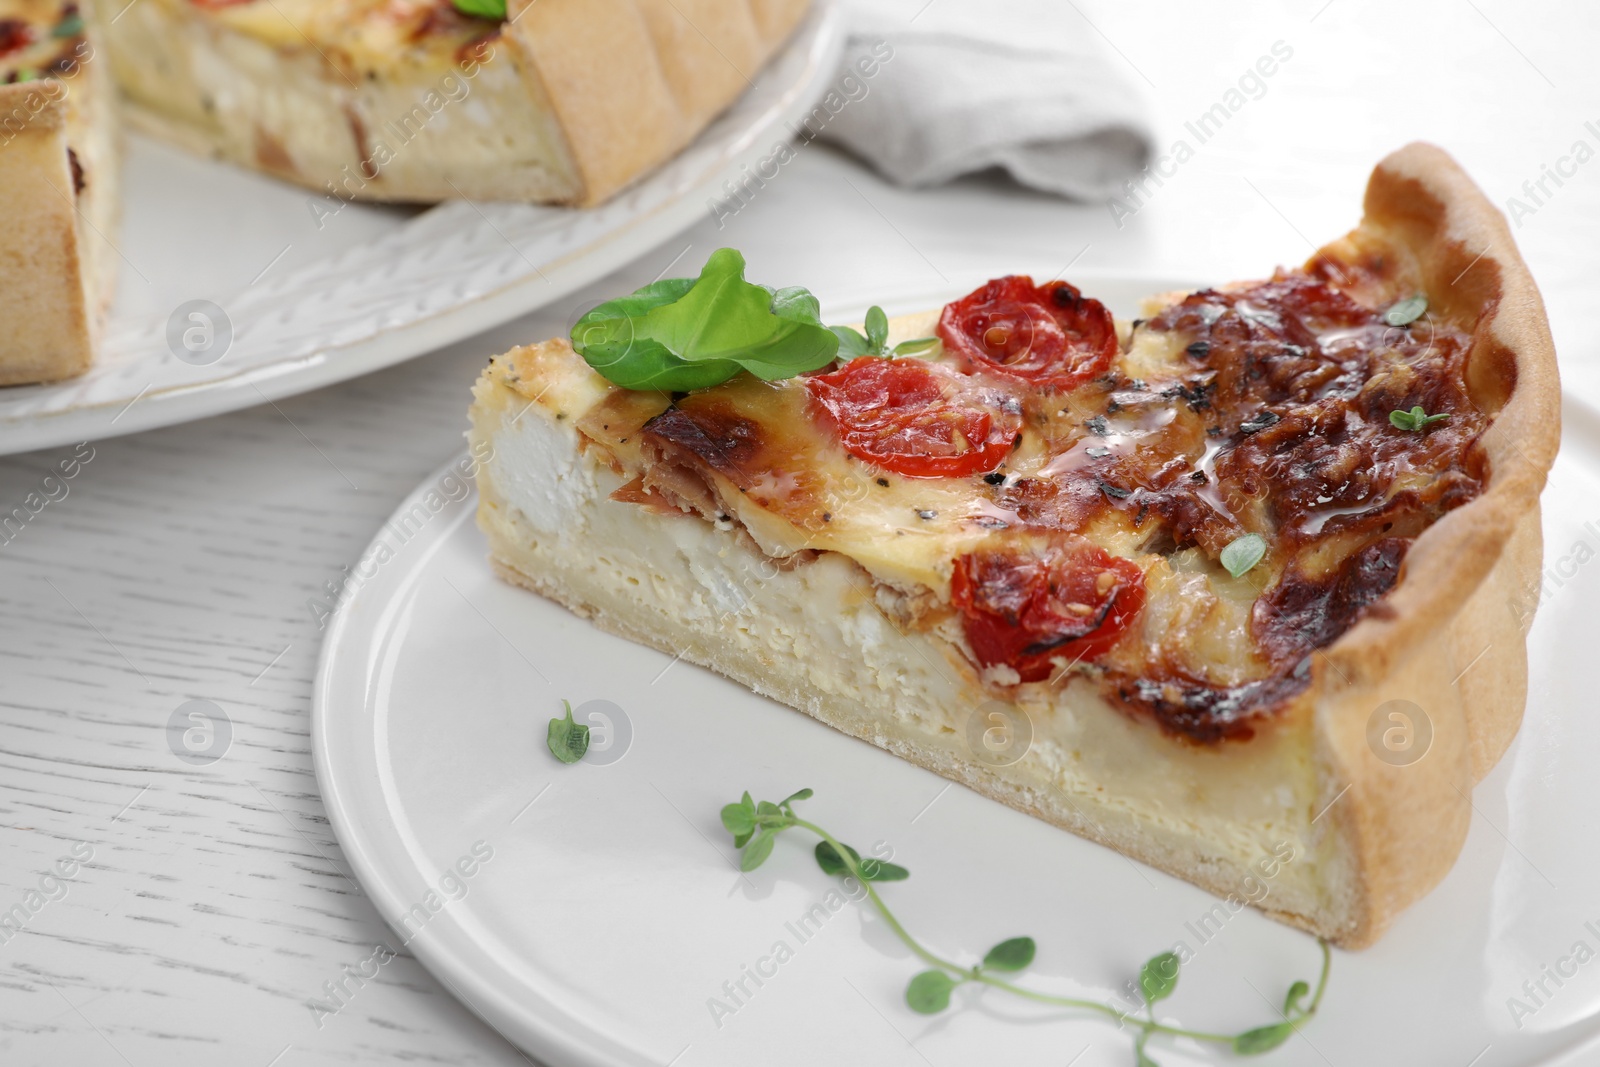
721;789;1332;1065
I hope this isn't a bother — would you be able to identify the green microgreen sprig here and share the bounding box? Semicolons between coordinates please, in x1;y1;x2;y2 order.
545;700;589;764
721;788;1332;1066
1383;293;1428;327
1220;533;1267;578
831;305;940;360
1389;406;1449;432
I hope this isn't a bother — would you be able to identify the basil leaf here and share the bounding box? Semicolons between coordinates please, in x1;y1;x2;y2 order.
545;700;589;764
1233;1022;1295;1054
905;970;957;1014
571;278;731;392
1139;951;1180;1004
814;841;909;882
1220;533;1267;578
756;800;781;818
892;337;939;356
741;830;776;871
981;937;1036;973
452;0;507;17
865;306;890;354
720;803;756;837
732;830;753;848
571;249;838;391
1383;293;1427;327
781;787;814;806
771;285;824;326
831;325;871;359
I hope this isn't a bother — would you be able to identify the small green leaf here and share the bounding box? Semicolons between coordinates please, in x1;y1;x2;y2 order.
814;841;909;881
14;68;38;82
905;970;957;1014
452;0;508;17
892;337;939;356
856;856;910;881
732;830;753;848
1139;951;1180;1004
757;800;781;818
981;937;1036;973
720;803;756;837
1282;979;1311;1016
1383;293;1427;327
1389;405;1448;431
831;325;870;359
741;831;776;871
52;12;84;37
781;788;814;806
1234;1022;1295;1054
545;700;589;764
1220;533;1267;578
865;306;890;354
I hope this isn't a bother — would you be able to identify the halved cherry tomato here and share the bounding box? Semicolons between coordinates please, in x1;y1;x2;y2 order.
806;357;1021;479
937;276;1118;391
952;537;1145;682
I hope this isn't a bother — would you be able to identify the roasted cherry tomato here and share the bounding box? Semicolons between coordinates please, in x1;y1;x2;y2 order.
806;357;1022;479
951;537;1145;682
937;275;1118;391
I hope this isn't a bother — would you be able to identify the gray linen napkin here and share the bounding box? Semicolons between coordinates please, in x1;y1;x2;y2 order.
814;0;1153;200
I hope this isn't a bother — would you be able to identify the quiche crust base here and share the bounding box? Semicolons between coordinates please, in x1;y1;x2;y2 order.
468;143;1559;947
94;0;810;206
0;19;118;386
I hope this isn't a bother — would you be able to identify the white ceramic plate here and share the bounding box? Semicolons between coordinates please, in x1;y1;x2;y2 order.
314;277;1600;1067
0;3;843;457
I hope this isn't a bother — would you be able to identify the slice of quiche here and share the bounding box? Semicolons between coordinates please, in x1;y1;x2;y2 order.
467;143;1559;948
0;0;116;385
93;0;810;207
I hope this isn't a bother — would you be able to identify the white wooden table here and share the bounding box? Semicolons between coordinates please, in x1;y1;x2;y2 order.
2;2;1595;1063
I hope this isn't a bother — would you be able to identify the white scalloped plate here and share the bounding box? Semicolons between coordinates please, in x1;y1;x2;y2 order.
313;274;1600;1067
0;2;842;456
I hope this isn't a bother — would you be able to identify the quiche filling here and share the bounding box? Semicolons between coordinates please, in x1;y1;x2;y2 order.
0;1;86;77
494;260;1488;745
